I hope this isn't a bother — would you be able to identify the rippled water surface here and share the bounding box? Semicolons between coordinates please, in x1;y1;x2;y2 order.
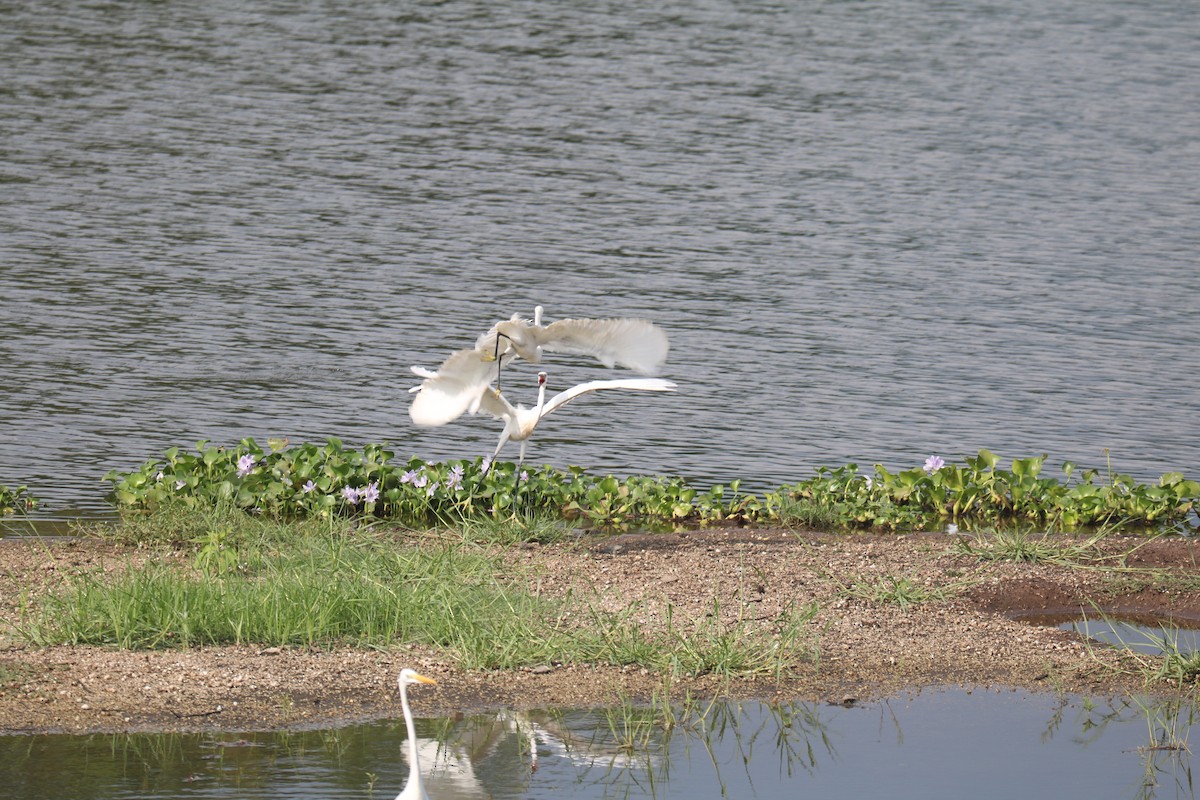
2;0;1198;516
2;692;1196;799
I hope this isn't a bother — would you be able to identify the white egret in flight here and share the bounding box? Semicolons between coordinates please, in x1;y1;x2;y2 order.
396;668;437;800
409;306;670;427
476;305;669;376
477;370;677;470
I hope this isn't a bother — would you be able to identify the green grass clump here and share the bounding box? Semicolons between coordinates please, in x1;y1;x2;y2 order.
18;513;822;677
953;529;1108;567
576;599;819;680
831;575;948;611
1115;625;1200;686
23;534;556;667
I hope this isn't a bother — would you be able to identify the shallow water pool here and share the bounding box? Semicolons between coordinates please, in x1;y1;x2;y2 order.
1;688;1194;799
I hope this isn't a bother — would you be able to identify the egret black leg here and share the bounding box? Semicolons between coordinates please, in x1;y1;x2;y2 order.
514;460;525;516
493;332;513;394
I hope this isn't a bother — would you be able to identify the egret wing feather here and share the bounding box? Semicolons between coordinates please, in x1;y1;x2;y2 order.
475;386;518;422
474;312;537;362
541;378;677;417
408;349;497;426
536;318;669;374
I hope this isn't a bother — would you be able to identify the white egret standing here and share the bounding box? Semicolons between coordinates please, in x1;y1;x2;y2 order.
396;668;437;800
409;307;670;428
477;370;677;471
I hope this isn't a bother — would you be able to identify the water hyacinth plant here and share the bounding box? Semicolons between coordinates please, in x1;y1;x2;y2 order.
103;442;1199;535
0;484;38;515
772;450;1199;533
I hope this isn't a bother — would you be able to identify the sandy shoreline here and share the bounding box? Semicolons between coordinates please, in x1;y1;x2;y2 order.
2;528;1197;735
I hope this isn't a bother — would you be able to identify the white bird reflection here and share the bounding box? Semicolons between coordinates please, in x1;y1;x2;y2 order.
402;708;662;798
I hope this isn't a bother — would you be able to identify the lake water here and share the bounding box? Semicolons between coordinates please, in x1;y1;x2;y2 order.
2;0;1198;519
1;691;1194;799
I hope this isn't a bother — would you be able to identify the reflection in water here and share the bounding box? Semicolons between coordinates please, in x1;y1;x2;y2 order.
1040;694;1196;800
1;691;1195;799
1064;618;1200;658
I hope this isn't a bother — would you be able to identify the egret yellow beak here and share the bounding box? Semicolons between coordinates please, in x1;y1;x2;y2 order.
411;672;437;685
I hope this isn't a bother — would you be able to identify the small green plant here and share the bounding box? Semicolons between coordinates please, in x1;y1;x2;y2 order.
603;696;667;755
831;575;948;611
192;526;241;577
456;512;571;546
0;485;38;515
953;529;1106;566
603;682;723;755
1074;610;1200;689
1145;629;1200;685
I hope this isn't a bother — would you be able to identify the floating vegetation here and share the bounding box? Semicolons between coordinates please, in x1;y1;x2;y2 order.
100;441;1199;535
774;450;1198;534
0;484;37;515
102;438;758;530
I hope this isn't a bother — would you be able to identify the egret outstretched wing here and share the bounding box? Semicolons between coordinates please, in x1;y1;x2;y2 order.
475;386;518;422
473;306;669;375
541;377;678;417
479;372;677;468
536;318;670;375
408;349;497;426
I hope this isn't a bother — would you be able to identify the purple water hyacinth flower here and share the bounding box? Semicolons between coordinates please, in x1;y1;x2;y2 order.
863;475;873;489
400;469;419;485
155;471;164;482
923;455;945;473
236;454;256;477
342;486;360;504
362;482;380;503
301;480;316;493
481;456;493;475
413;473;428;489
447;465;464;490
175;480;186;490
520;471;529;482
426;482;439;497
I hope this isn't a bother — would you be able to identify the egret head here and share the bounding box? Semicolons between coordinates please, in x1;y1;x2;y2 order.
537;371;547;386
399;668;437;688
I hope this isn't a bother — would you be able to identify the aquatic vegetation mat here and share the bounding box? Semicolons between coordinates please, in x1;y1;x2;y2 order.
99;440;1199;535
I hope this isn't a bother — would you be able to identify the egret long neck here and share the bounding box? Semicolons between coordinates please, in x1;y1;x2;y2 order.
400;682;424;799
534;378;548;418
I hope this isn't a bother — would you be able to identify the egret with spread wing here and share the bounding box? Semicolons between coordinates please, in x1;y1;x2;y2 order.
478;370;677;471
408;307;670;428
396;668;437;800
476;305;669;376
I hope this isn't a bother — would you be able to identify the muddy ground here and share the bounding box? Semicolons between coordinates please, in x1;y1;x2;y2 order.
1;528;1198;735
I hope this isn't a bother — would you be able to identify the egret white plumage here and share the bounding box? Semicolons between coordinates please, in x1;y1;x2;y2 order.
477;370;677;470
408;307;670;428
476;305;670;375
395;668;437;800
